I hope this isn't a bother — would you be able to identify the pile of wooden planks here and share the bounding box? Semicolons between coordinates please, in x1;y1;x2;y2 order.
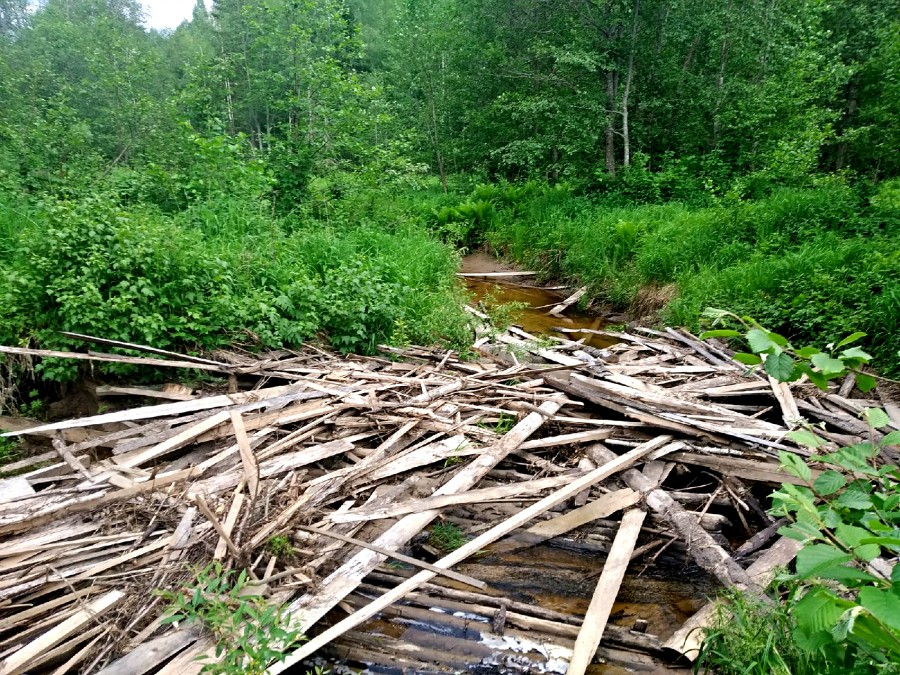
0;322;895;674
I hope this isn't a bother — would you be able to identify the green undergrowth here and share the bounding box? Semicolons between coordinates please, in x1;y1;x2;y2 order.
0;189;472;382
446;178;900;376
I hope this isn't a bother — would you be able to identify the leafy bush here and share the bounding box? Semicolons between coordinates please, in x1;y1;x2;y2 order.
695;317;900;674
0;191;472;381
158;562;301;674
480;182;900;376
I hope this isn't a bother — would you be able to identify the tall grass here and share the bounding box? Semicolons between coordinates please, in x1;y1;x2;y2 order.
696;585;847;675
479;183;900;375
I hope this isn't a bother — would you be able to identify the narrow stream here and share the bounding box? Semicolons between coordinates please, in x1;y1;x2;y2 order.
460;253;619;350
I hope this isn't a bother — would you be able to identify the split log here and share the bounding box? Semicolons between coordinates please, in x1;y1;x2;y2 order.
589;445;756;590
662;536;801;661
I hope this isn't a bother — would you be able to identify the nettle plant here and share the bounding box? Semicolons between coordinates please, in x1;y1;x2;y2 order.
701;309;900;669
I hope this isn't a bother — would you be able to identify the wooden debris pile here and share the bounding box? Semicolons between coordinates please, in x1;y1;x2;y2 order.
0;323;896;674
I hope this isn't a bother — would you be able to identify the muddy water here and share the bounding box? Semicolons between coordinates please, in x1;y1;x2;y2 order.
460;254;618;349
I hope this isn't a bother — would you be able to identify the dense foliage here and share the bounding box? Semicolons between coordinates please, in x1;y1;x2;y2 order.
0;0;898;375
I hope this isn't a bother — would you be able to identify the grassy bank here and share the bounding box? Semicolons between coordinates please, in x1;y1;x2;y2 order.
0;186;471;382
454;180;900;376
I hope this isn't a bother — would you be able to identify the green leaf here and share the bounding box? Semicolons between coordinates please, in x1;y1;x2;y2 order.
836;332;867;349
733;352;763;366
793;587;854;635
856;373;877;393
853;544;881;562
864;408;891;429
835;522;872;548
859;587;900;630
837;488;873;510
747;328;777;353
765;351;795;381
779;451;812;481
699;329;740;339
779;521;823;542
882;431;900;446
795;543;854;579
860;536;900;548
840;346;872;361
811;353;846;377
795;346;822;358
813;470;846;495
818;565;880;584
787;429;824;449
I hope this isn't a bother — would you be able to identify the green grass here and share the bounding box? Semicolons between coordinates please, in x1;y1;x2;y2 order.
696;585;843;675
428;522;467;552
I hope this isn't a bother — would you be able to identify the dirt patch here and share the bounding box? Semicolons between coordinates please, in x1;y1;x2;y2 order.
459;251;525;276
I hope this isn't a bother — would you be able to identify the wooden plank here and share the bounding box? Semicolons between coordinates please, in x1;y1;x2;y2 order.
298;526;487;589
278;397;567;637
270;435;677;672
767;373;801;429
456;271;537;278
230;412;259;498
548;286;587;316
213;491;245;560
94;628;201;675
671;451;820;486
0;345;232;374
1;384;303;438
95;385;196;401
59;332;230;367
329;472;586;523
490;488;641;554
0;477;33;504
0;589;124;675
568;508;646;674
517;428;613;450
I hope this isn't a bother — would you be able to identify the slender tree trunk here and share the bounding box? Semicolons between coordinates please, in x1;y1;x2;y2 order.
711;4;732;150
834;80;858;171
426;70;448;193
605;69;618;177
682;34;700;71
622;0;640;167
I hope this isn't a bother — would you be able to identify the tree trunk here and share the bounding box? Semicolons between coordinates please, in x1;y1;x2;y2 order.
426;70;448;193
605;69;618;177
711;2;732;149
834;79;859;171
621;0;640;167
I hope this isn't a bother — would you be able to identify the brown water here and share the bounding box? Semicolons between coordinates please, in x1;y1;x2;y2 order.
460;255;619;350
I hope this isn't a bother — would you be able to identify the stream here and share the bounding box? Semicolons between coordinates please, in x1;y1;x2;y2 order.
459;253;619;350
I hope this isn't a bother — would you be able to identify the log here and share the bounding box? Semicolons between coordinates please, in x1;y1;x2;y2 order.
662;536;801;661
589;445;755;590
